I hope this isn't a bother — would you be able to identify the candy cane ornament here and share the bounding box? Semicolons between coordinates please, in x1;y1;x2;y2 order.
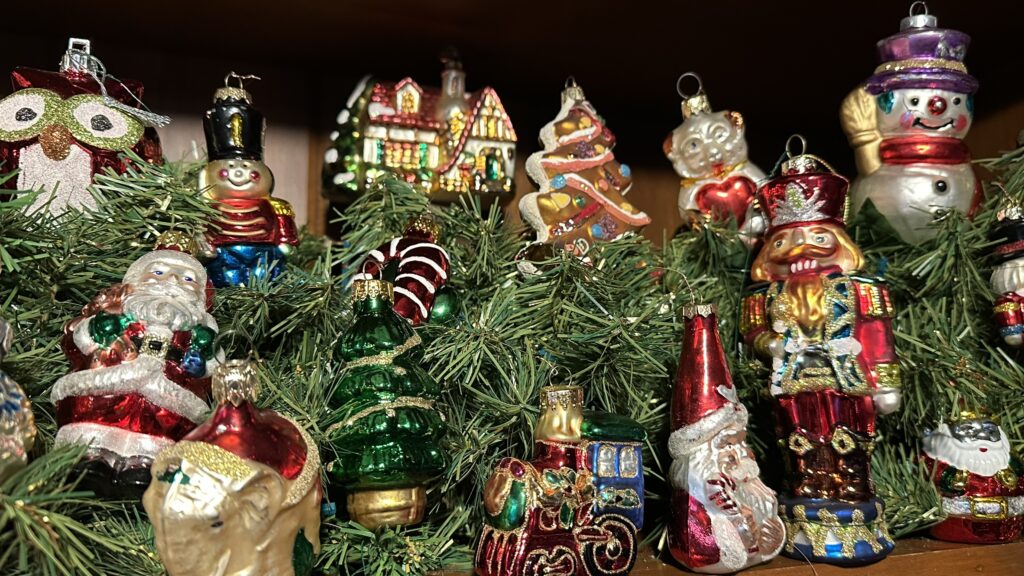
352;214;454;326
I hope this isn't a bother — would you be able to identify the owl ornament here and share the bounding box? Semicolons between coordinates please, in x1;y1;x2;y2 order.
519;79;650;258
1;317;37;484
664;73;765;240
0;38;165;215
144;359;322;576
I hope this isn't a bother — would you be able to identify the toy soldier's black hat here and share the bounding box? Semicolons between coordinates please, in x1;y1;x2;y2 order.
203;72;265;161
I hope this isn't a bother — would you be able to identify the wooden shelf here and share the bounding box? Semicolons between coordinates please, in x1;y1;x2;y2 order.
439;538;1024;576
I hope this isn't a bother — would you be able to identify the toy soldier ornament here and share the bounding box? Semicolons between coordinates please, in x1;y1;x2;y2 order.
201;73;298;287
741;143;899;565
923;413;1024;544
841;3;980;244
52;232;219;498
990;198;1024;347
668;305;783;573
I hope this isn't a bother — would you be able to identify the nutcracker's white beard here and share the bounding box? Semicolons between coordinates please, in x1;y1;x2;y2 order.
123;282;209;332
991;257;1024;296
924;423;1011;477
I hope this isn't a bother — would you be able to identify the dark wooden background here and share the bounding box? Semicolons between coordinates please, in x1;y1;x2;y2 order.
2;0;1022;238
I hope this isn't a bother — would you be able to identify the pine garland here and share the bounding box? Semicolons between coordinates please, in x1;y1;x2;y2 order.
1;144;1023;574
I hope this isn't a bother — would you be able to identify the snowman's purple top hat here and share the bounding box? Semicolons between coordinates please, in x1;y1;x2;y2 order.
864;5;977;95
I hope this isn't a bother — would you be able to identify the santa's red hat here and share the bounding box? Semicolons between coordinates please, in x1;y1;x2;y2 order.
669;305;748;456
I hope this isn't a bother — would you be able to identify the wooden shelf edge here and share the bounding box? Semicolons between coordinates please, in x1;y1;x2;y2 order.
438;538;1024;576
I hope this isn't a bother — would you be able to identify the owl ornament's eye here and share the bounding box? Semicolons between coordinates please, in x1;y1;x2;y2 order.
0;88;58;141
64;94;143;151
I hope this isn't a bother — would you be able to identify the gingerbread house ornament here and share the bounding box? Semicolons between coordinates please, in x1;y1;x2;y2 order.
323;54;517;208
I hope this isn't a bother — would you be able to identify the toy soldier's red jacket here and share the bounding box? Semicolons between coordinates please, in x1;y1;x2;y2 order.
209;197;299;247
926;455;1024;544
993;292;1024;343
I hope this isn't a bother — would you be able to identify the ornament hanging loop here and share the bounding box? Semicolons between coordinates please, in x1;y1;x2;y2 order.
676;72;703;99
785;134;808;159
903;1;936;29
225;71;261;90
678;72;711;119
561;76;585;105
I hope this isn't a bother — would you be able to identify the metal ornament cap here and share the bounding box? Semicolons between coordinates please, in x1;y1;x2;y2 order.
212;359;261;407
352;278;394;303
680;303;716;319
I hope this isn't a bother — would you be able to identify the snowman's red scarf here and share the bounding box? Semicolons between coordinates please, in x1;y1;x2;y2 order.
879;137;971;165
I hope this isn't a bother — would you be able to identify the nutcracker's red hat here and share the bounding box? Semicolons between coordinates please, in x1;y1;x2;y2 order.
668;305;748;454
758;154;849;235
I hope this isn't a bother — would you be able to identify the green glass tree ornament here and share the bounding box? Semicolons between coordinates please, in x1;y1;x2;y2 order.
327;278;446;530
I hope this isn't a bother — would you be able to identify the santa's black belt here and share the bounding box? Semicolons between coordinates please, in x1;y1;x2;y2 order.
129;334;184;363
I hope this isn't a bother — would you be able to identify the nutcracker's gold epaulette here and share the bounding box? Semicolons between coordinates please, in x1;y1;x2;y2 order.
269;197;295;217
740;285;769;336
852;276;894;318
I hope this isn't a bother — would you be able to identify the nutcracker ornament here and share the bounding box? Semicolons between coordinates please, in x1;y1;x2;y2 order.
0;317;37;483
840;2;980;244
475;384;645;576
200;73;298;287
664;73;765;237
52;232;219;498
668;305;783;573
326;278;447;529
351;213;456;325
923;412;1024;544
741;144;899;565
0;38;165;215
322;53;517;208
990;197;1024;347
144;359;322;576
519;79;651;258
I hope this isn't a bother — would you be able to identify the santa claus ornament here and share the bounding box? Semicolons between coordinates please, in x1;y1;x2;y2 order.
200;73;298;287
0;317;37;483
52;231;219;498
668;305;783;573
144;359;322;576
0;38;165;215
476;383;645;576
741;144;899;565
923;412;1024;544
990;197;1024;347
350;213;456;325
840;2;980;244
519;79;650;258
664;73;765;237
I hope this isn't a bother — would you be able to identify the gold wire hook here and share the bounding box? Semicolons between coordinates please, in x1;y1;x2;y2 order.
225;71;261;90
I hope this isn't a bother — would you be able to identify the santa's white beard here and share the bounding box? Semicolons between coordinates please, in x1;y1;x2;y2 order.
20;142;96;215
674;442;775;519
123;282;207;332
924;423;1011;477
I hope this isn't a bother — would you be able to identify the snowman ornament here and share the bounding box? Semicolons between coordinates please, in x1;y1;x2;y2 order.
664;73;765;240
841;3;980;245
